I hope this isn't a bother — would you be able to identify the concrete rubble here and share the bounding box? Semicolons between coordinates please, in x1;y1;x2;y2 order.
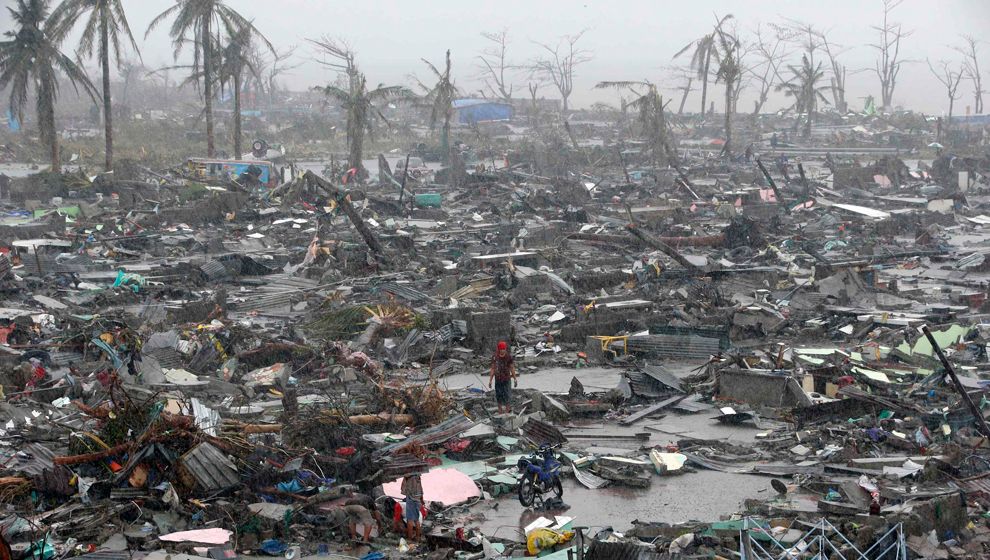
3;110;990;560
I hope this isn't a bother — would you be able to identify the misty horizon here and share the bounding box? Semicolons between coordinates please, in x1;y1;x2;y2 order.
12;0;990;116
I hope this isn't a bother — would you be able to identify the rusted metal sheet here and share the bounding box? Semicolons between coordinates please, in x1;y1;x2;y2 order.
521;417;567;446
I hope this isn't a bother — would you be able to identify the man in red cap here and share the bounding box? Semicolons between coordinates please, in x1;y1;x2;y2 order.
488;340;517;414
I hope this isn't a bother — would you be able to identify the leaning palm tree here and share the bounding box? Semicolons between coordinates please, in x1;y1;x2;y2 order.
49;0;140;171
776;54;830;138
0;0;98;172
310;37;411;177
416;50;459;164
146;0;271;158
672;13;733;116
596;80;677;168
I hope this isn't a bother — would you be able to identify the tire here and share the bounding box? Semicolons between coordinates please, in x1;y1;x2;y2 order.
551;477;563;499
518;476;536;506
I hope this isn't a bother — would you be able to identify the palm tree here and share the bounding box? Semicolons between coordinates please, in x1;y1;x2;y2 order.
776;54;830;138
146;0;271;158
673;14;733;116
713;25;741;156
416;50;459;164
216;26;258;158
596;80;677;168
50;0;139;171
0;0;98;172
310;37;410;177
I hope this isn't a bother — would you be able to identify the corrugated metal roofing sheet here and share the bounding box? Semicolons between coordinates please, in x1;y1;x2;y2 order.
956;475;990;499
521;418;567;446
0;254;11;279
585;539;663;560
625;371;666;399
376;415;474;458
382;454;430;479
626;334;722;360
378;282;432;303
191;398;221;436
640;363;684;393
574;467;610;489
2;442;57;476
200;260;232;281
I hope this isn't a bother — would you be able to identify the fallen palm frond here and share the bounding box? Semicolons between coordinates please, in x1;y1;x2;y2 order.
304;305;370;340
364;304;416;330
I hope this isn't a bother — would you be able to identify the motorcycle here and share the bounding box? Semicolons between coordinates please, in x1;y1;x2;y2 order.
516;444;564;507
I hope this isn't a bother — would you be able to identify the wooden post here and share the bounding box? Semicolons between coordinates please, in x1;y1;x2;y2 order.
921;325;990;439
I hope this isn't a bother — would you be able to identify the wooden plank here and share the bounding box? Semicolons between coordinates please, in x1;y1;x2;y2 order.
619;395;685;425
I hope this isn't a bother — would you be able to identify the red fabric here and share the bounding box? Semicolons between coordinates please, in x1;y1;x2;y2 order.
0;325;13;345
497;341;507;351
392;501;427;523
444;439;470;452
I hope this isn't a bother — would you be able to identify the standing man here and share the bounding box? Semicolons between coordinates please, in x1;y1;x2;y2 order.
400;473;424;542
488;340;517;414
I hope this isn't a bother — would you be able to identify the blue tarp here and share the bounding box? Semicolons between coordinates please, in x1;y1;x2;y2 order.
453;99;513;124
5;110;20;132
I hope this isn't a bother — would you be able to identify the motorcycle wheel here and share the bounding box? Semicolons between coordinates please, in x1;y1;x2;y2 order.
552;477;563;499
518;476;536;506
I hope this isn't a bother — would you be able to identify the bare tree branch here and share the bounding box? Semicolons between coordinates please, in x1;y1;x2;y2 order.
953;35;984;114
747;23;793;115
527;29;592;111
928;58;965;130
870;0;914;109
476;29;514;101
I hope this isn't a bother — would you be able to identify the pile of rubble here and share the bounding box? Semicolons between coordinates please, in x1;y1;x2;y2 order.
2;130;990;560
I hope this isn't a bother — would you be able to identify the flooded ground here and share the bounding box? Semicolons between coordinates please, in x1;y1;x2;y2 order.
468;470;770;542
444;361;768;540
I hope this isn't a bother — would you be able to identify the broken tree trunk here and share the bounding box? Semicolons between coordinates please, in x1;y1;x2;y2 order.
54;443;132;465
921;325;990;440
797;163;810;197
625;224;703;273
756;159;786;210
303;170;383;255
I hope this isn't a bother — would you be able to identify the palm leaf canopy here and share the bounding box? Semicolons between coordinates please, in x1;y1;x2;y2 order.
0;0;98;123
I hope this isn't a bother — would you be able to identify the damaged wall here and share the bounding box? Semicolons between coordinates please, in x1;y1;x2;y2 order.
717;368;813;408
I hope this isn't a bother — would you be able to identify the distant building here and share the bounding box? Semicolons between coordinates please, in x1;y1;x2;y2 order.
950;114;990;128
508;97;562;113
452;99;513;124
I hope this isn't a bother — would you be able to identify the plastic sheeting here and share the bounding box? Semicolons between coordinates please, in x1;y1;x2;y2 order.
382;468;481;506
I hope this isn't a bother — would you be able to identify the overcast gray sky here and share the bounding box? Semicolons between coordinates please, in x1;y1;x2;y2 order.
7;0;990;114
